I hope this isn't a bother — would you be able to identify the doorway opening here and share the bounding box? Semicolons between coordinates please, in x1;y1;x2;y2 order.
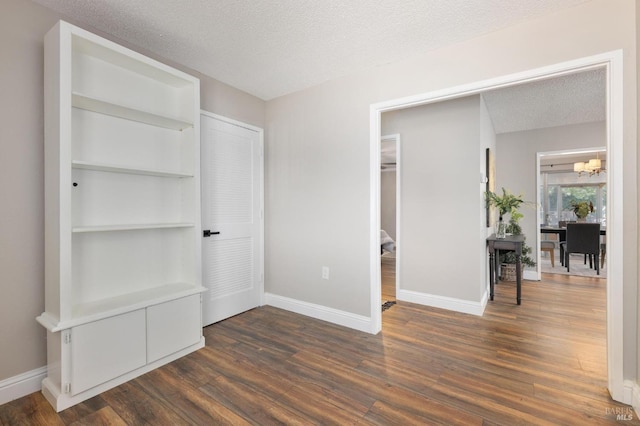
380;134;400;311
369;51;624;401
537;148;607;280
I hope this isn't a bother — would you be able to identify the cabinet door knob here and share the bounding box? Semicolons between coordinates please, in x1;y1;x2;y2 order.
203;230;220;237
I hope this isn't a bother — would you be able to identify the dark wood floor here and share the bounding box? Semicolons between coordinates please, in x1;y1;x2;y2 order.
2;266;637;425
381;255;396;303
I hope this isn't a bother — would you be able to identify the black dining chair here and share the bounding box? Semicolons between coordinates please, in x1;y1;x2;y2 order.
557;221;570;266
563;223;601;275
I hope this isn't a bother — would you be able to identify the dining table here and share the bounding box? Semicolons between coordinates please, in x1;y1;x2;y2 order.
540;225;606;266
540;225;606;239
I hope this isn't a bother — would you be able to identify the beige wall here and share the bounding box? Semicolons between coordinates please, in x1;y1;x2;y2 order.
0;0;56;383
382;96;485;301
265;0;637;378
380;171;396;240
0;0;264;381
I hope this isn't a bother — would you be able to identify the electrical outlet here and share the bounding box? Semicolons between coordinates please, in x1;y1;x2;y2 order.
322;266;330;280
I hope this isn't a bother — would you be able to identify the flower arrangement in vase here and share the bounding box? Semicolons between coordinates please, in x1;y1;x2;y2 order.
571;201;594;221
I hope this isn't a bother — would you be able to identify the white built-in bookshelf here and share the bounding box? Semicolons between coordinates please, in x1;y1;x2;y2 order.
37;21;205;411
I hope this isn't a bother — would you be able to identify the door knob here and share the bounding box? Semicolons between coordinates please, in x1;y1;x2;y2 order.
203;230;220;237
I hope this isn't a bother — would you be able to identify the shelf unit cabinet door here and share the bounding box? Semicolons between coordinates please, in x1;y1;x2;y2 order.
147;294;201;363
71;310;146;395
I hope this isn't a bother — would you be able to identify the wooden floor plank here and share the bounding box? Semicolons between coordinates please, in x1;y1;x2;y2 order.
97;381;189;425
199;375;310;425
67;406;126;426
0;393;64;426
435;370;613;426
135;368;251;425
1;262;637;425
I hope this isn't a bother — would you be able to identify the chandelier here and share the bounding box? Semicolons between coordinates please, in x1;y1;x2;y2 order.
574;153;604;177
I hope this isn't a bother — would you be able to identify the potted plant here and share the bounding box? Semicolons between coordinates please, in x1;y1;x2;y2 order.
485;188;524;238
486;188;536;280
502;209;536;265
571;200;594;221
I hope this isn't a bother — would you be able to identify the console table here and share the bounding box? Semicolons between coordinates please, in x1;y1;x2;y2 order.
487;234;524;305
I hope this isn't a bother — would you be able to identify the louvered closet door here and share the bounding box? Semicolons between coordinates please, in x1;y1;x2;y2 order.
201;113;263;326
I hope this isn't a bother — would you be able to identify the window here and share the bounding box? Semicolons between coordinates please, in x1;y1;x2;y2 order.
541;182;606;225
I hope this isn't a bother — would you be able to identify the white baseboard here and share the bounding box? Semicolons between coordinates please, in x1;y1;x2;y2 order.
523;270;537;280
0;366;47;405
396;289;486;316
264;293;375;334
626;379;638;406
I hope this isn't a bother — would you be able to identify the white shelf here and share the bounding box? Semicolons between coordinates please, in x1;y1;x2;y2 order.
37;283;206;331
72;35;193;88
42;21;202;412
72;222;195;233
72;160;193;178
72;92;193;131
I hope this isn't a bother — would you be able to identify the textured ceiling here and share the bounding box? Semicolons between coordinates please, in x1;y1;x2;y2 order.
380;68;606;166
483;68;606;134
31;0;591;100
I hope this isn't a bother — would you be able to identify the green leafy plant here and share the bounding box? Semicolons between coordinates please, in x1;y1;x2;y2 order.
485;188;536;268
571;201;594;219
485;188;524;219
502;210;536;267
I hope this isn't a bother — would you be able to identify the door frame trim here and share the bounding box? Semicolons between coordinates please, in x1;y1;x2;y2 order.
200;110;265;308
369;50;625;402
